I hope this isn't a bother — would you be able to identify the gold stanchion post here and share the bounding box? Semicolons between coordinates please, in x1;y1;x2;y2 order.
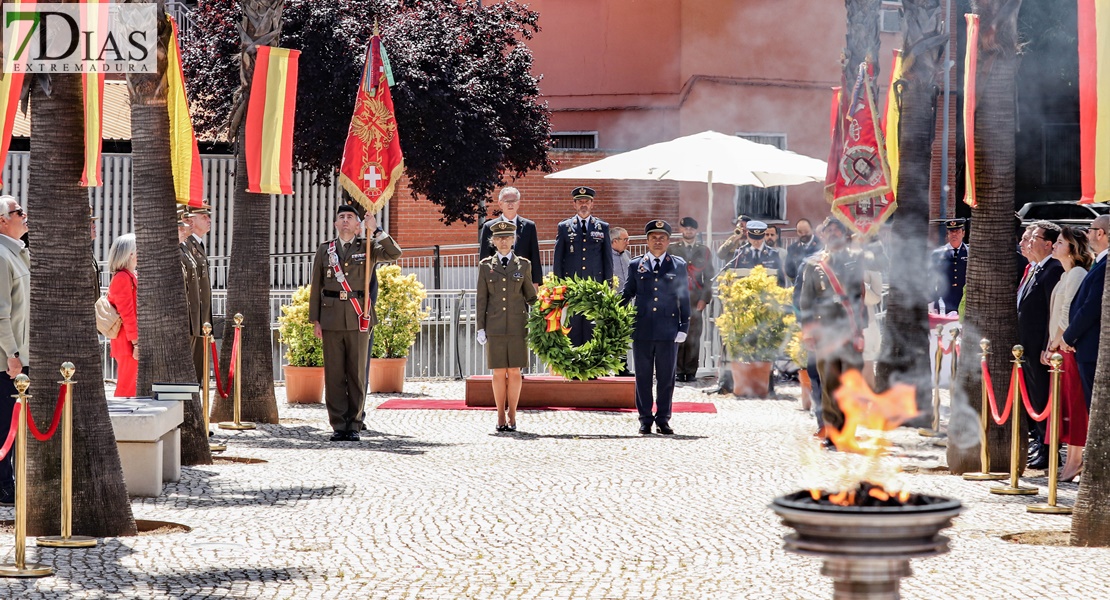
919;325;945;437
964;339;1008;481
0;375;53;577
219;313;255;431
203;323;227;451
38;363;96;549
1029;353;1073;514
990;345;1039;496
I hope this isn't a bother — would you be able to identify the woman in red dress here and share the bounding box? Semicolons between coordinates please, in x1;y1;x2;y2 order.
107;234;138;397
1046;226;1092;481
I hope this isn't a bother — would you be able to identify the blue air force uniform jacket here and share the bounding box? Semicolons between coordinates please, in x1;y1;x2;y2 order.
930;243;968;310
553;216;613;282
621;253;691;341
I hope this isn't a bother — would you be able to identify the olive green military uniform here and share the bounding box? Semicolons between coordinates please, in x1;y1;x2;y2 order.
477;254;538;369
309;233;402;432
669;238;715;380
184;235;212;383
797;247;867;432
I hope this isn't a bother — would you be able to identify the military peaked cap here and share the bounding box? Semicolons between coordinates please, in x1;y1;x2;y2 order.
490;221;517;237
945;218;967;231
747;220;768;239
645;219;672;236
572;186;596;200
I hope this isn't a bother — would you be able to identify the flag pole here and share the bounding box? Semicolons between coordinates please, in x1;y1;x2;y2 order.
706;172;714;251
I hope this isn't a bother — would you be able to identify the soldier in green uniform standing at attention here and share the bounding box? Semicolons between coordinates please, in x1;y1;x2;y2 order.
183;205;213;384
668;216;715;383
310;204;402;442
476;221;538;433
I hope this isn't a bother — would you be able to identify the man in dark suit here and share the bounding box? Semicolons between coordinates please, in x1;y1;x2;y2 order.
1018;220;1064;468
553;187;613;346
478;187;543;288
622;220;690;435
1062;215;1109;408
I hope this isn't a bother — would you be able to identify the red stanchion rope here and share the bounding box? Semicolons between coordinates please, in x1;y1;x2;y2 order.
937;330;960;356
1019;367;1052;422
210;327;241;400
26;385;66;442
0;403;19;461
982;357;1014;426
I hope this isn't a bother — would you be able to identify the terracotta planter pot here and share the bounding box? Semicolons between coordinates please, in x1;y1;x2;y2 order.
284;365;325;404
369;357;407;394
798;370;812;411
731;361;772;397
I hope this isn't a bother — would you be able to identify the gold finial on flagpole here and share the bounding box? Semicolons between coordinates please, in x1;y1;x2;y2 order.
374;18;380;37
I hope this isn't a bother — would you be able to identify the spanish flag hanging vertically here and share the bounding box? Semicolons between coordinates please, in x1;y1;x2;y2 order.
962;14;980;208
883;49;903;200
0;71;24;190
1079;0;1110;204
79;0;107;187
339;32;404;213
245;46;300;195
166;16;204;207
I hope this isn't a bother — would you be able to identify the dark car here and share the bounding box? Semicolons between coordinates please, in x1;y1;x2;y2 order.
1016;201;1110;228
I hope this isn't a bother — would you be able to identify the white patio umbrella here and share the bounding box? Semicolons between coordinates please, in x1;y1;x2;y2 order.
545;130;827;243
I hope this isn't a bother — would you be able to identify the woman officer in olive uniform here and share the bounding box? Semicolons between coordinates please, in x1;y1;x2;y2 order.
476;221;538;432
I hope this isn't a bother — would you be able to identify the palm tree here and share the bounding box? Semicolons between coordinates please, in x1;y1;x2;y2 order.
1071;266;1110;544
212;0;283;423
127;5;212;466
874;0;946;426
843;0;882;83
25;73;136;537
947;0;1024;474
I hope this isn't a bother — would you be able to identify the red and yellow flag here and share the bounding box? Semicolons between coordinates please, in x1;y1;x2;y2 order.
0;71;24;190
80;72;104;187
883;49;904;200
245;45;300;195
339;34;404;213
831;63;892;205
963;14;980;207
167;16;204;206
1079;0;1110;204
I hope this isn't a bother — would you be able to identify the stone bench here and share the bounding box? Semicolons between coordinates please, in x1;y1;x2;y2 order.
464;375;636;408
107;399;184;498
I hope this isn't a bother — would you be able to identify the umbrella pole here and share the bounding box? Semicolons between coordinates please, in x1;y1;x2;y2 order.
706;172;714;248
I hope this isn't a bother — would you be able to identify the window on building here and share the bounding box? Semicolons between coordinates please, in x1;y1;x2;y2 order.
734;133;787;222
881;2;903;34
550;132;599;150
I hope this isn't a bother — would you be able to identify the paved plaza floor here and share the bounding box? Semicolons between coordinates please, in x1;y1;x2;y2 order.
0;379;1107;599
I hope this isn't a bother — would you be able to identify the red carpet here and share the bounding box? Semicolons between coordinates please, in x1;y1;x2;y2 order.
375;399;717;414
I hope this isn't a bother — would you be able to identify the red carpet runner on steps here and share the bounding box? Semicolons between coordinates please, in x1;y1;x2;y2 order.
375;399;717;413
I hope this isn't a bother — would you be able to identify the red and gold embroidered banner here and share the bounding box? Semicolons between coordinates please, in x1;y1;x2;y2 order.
245;45;300;195
831;63;892;205
1079;0;1110;203
167;15;204;206
339;33;405;213
963;14;980;207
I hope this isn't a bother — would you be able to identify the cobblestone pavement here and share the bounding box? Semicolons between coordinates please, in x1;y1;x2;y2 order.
0;379;1106;599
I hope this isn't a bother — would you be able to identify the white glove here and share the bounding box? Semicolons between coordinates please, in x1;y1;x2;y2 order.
477;330;487;346
675;332;687;344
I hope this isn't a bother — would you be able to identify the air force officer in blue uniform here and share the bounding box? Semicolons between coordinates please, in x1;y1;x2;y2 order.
553;186;613;346
622;220;690;434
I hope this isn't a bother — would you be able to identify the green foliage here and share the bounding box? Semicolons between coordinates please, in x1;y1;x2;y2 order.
278;286;323;367
716;267;795;363
182;0;551;223
372;265;430;359
526;275;634;380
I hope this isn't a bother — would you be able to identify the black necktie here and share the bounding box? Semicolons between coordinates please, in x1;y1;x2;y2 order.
653;258;660;272
501;257;508;267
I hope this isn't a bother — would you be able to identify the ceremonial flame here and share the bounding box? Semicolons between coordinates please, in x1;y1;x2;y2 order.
821;370;918;456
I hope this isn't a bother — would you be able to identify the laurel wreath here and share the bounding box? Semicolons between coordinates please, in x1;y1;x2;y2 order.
527;275;635;380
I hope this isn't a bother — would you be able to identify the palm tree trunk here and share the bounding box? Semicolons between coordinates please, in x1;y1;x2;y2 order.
25;75;136;537
213;0;283;424
948;0;1024;474
1071;260;1110;545
875;0;945;425
843;0;882;83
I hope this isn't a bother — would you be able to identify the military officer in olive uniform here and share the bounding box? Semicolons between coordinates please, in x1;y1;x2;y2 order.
930;218;969;313
310;204;402;442
176;210;203;377
622;220;691;435
476;221;538;432
798;218;868;439
183;205;213;383
668;216;715;383
553;186;613;347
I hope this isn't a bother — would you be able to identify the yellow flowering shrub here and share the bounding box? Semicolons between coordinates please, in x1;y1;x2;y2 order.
716;266;794;362
784;319;806;366
372;265;430;359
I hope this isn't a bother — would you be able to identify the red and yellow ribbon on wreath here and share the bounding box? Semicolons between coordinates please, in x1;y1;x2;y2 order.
538;285;571;334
